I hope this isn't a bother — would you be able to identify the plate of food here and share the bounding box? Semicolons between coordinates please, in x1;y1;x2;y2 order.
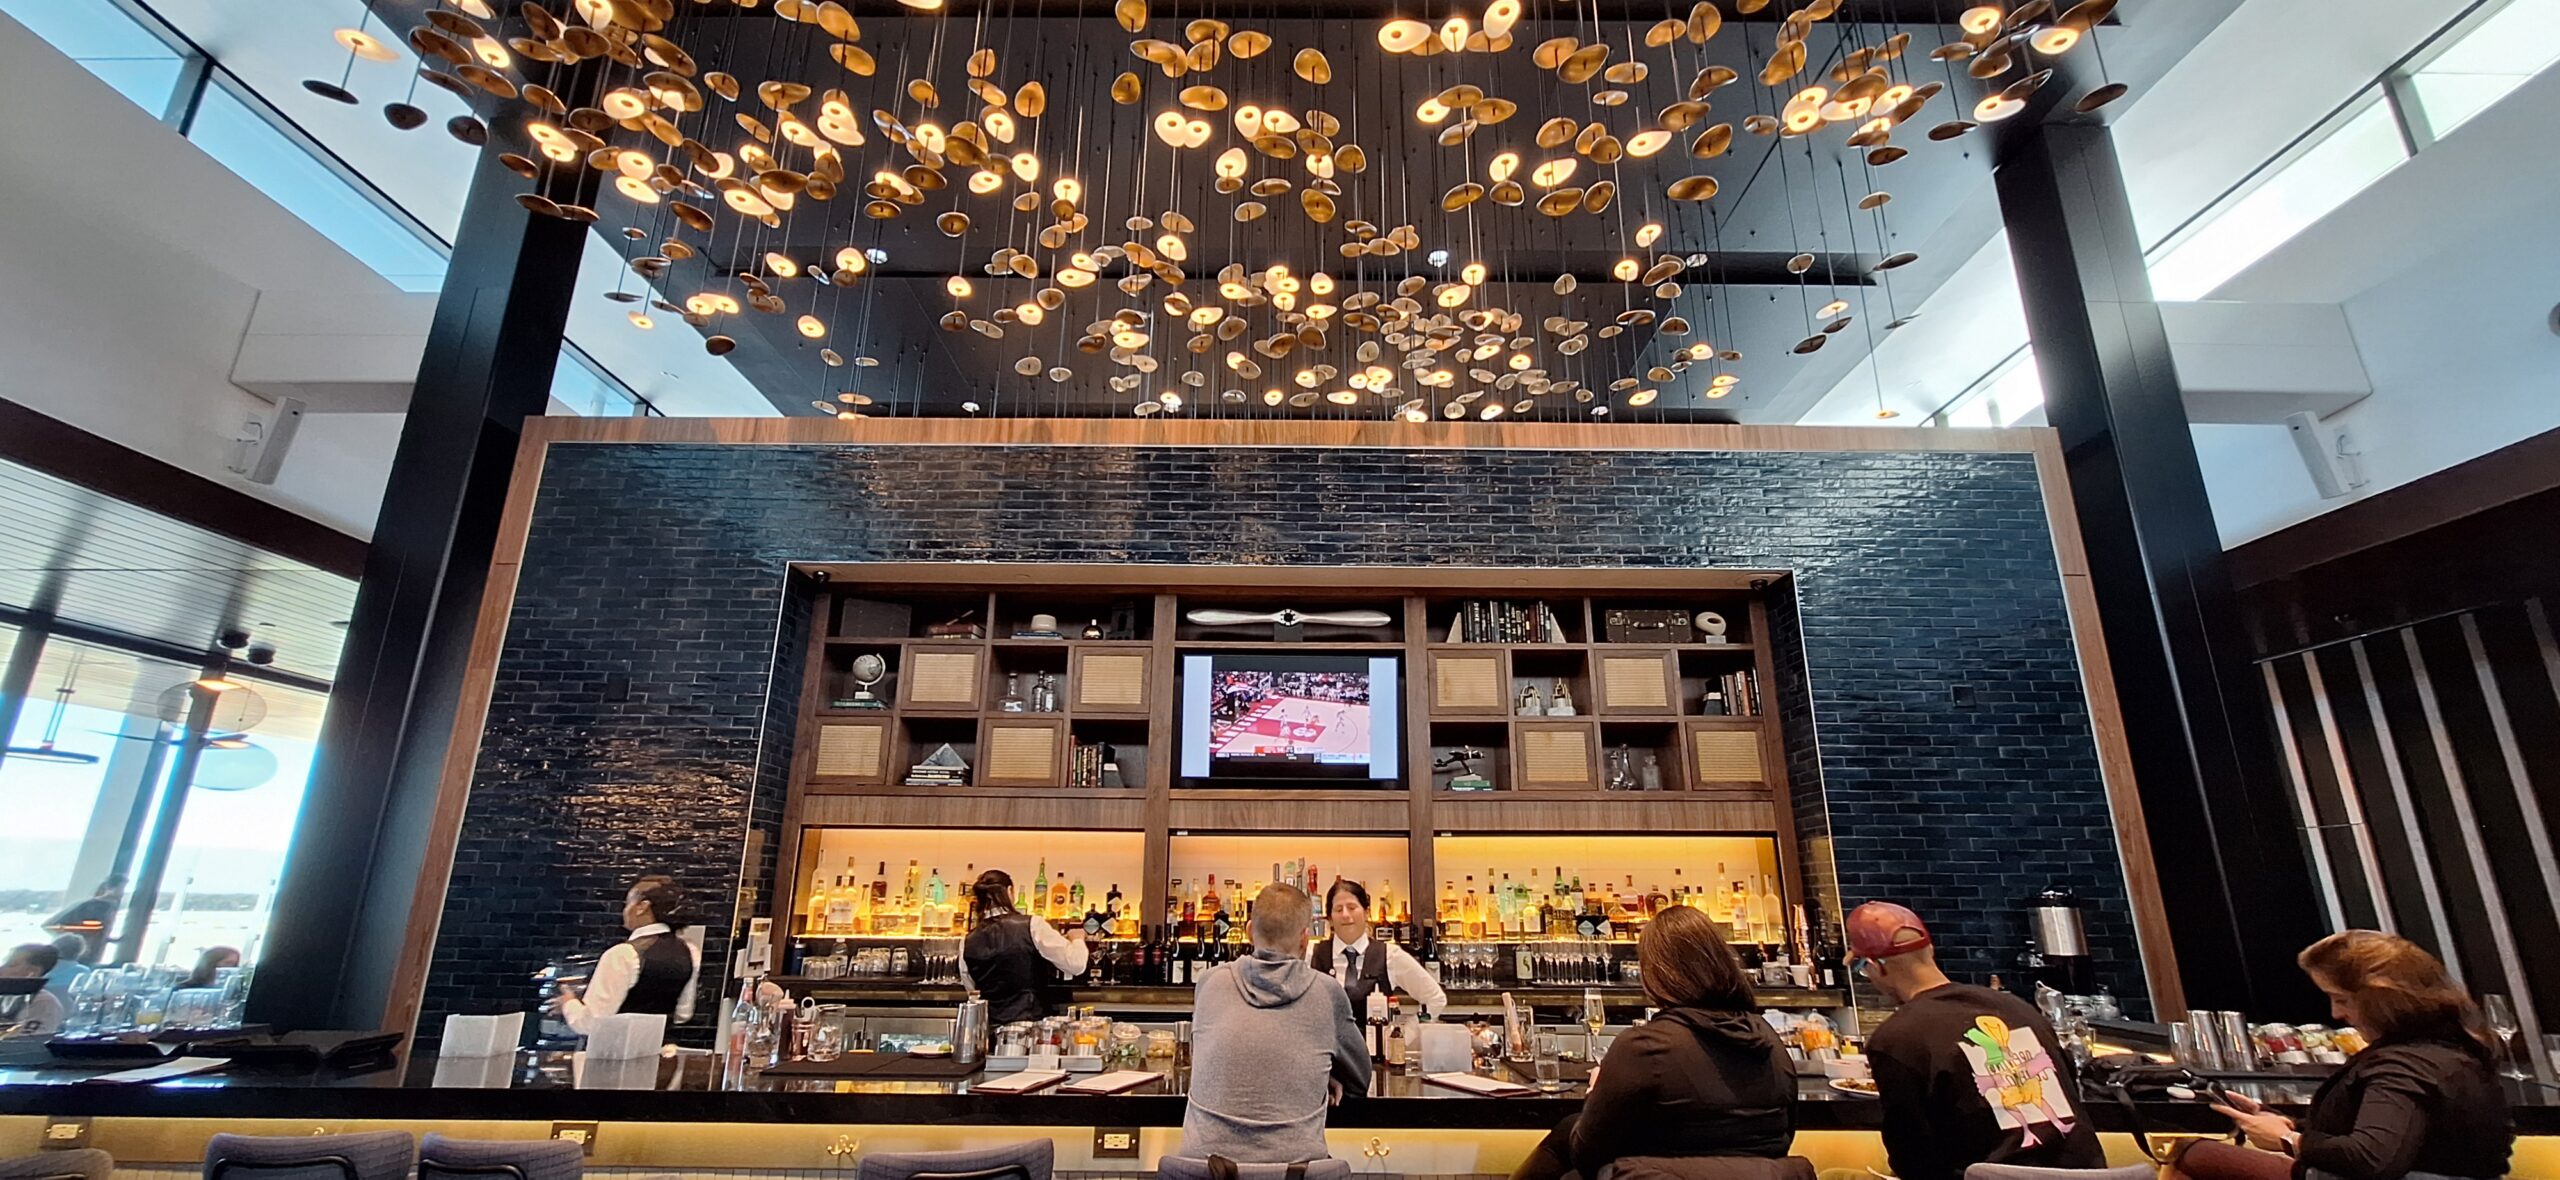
1828;1077;1880;1097
908;1043;955;1058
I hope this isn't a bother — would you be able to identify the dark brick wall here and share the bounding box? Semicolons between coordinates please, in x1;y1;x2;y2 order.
418;443;2146;1046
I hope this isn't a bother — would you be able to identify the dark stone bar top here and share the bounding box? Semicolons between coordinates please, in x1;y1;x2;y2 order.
4;1051;2556;1133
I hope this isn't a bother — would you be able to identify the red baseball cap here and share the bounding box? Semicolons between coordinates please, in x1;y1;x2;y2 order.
1846;901;1934;962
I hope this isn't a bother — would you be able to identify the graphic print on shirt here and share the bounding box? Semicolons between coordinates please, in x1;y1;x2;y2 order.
1957;1016;2077;1144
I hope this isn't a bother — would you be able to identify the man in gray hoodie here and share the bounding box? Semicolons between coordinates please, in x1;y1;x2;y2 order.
1178;882;1373;1163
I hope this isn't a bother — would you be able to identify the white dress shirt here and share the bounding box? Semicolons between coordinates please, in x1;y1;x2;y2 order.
560;922;700;1035
958;912;1090;991
1317;934;1447;1017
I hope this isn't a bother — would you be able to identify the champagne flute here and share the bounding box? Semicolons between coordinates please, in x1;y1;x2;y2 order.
1582;988;1608;1061
2482;994;2525;1078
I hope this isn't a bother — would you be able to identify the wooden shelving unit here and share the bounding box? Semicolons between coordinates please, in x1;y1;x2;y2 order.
774;573;1805;933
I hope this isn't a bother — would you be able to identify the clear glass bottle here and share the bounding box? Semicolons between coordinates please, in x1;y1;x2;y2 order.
1032;672;1059;712
1639;752;1663;791
999;673;1028;712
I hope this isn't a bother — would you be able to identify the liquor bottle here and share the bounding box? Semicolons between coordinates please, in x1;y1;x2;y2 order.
1174;931;1195;986
1728;880;1751;941
1374;879;1395;925
1709;863;1731;920
1200;877;1222;918
871;860;890;917
1439;879;1459;924
1071;878;1087;915
925;867;948;931
806;872;830;935
1105;882;1125;920
1083;901;1107;939
1647;880;1672;919
1816;921;1846;990
900;860;922;921
1385;1000;1408;1067
1461;877;1483;938
1049;872;1070;918
1033;858;1051;917
1756;875;1783;942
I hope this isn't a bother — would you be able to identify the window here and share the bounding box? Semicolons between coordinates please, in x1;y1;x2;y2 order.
0;0;187;116
0;636;318;972
1937;352;2047;429
553;347;652;418
2403;0;2560;138
182;82;450;293
2146;97;2411;301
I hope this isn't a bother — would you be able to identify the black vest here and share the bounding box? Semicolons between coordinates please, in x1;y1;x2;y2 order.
619;932;695;1017
965;912;1063;1023
1310;938;1392;1010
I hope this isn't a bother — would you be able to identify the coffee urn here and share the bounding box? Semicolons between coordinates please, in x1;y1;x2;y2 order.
2026;888;2095;995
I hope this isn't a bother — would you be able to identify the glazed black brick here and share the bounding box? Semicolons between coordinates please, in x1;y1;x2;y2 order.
417;443;2147;1047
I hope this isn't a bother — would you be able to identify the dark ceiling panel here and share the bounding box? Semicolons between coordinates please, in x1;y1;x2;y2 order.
0;460;356;683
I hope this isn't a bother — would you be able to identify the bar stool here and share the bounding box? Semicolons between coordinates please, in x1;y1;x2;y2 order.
1154;1156;1355;1180
420;1135;586;1180
1964;1165;2160;1180
855;1140;1055;1180
203;1131;416;1180
0;1148;114;1180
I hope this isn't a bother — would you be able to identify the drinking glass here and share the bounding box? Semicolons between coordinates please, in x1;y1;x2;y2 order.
1582;989;1608;1059
1532;1031;1565;1092
2483;995;2525;1078
808;1018;846;1062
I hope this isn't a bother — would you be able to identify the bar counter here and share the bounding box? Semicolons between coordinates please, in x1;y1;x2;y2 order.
4;1049;2556;1135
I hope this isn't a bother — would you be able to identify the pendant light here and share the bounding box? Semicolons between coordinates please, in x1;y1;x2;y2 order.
5;648;102;766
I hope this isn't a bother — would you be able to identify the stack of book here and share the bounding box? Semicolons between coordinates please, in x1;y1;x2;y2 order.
906;743;969;787
1448;600;1569;643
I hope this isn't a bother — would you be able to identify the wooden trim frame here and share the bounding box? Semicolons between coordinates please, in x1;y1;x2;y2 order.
383;418;2176;1042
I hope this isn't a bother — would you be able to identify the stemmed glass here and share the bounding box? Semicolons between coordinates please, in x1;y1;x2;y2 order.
2483;994;2526;1078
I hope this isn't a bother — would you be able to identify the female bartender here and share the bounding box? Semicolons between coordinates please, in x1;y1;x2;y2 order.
1311;879;1446;1017
551;875;701;1034
961;869;1089;1022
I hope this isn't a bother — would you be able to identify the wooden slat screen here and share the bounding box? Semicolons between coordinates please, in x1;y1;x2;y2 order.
814;723;884;778
1692;729;1765;784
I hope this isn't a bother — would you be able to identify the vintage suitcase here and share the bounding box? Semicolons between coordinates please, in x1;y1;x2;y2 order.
1602;608;1694;644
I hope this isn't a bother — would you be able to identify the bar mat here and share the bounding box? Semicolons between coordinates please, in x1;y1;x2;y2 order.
762;1053;979;1080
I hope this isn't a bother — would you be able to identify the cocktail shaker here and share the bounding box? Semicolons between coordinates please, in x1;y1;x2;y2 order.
954;998;990;1065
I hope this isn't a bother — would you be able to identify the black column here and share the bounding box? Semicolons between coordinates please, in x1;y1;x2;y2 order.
1995;122;2328;1016
251;144;596;1031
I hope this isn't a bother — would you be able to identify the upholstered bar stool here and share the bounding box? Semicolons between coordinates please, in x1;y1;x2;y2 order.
855;1141;1056;1180
202;1131;415;1180
1154;1156;1355;1180
419;1135;586;1180
0;1148;114;1180
1965;1165;2161;1180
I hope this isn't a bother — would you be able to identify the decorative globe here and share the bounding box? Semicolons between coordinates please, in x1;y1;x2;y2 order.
852;653;887;684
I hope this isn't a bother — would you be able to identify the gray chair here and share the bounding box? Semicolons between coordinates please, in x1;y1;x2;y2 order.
1963;1165;2158;1180
203;1131;415;1180
0;1149;114;1180
856;1141;1055;1180
420;1135;585;1180
1593;1158;1818;1180
1154;1156;1355;1180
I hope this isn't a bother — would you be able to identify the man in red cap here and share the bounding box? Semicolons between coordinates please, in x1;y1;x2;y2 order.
1852;901;2103;1180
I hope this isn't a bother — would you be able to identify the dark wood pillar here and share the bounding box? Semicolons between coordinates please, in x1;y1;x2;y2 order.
250;142;596;1031
1995;122;2329;1016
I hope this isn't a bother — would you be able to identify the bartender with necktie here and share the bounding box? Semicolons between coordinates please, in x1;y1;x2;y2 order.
1311;879;1445;1016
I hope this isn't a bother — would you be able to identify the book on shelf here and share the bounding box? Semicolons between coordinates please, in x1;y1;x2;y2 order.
1069;742;1125;789
1447;600;1568;644
906;742;970;786
1717;670;1761;717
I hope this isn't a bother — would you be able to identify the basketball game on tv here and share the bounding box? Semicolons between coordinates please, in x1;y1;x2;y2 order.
1177;654;1401;785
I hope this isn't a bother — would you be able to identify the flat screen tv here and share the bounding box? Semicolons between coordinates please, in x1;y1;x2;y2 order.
1178;653;1402;786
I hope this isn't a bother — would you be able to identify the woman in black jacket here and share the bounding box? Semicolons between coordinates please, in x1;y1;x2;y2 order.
1511;906;1796;1180
2173;930;2512;1180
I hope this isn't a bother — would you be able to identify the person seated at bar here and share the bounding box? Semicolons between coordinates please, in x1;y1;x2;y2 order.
548;875;700;1036
1180;881;1372;1164
1854;901;2102;1180
44;935;90;997
1311;878;1446;1018
0;944;66;1037
1510;905;1796;1180
183;946;241;989
2169;930;2511;1180
960;869;1087;1023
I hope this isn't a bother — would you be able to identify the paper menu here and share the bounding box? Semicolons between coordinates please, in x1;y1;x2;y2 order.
972;1070;1069;1094
1058;1070;1162;1095
78;1057;229;1085
1423;1072;1535;1097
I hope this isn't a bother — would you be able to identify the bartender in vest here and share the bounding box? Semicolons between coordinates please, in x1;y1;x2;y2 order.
961;869;1089;1023
550;875;701;1036
1313;879;1445;1017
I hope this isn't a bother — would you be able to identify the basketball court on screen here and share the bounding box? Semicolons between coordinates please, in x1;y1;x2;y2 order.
1212;696;1372;761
